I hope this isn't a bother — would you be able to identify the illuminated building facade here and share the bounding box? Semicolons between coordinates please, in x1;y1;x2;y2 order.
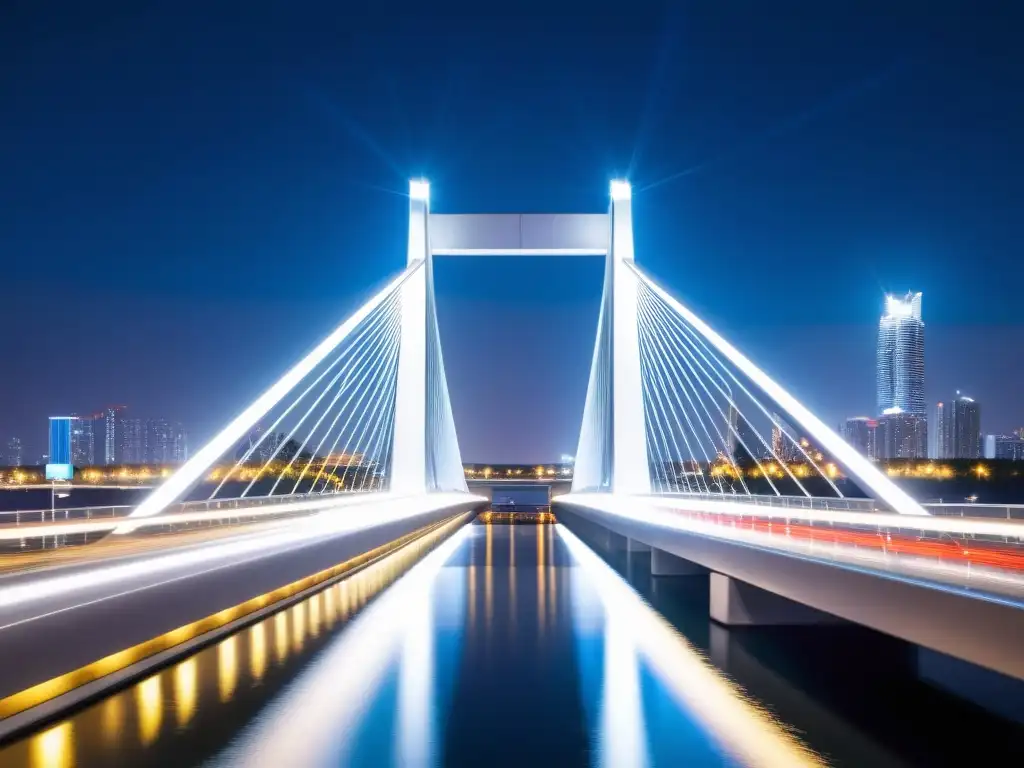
984;434;1024;460
841;417;877;459
120;417;145;464
877;409;927;459
103;406;124;465
6;437;22;467
942;393;981;459
71;416;96;465
877;292;925;417
147;419;188;464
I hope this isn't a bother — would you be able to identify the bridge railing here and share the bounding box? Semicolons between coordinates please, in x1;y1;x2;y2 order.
660;491;881;513
0;490;382;528
922;503;1024;521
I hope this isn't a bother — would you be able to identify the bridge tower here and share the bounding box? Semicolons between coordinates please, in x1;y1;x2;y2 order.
571;181;650;494
391;180;467;495
390;178;649;496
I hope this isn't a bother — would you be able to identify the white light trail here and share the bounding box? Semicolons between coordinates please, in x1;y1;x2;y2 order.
124;263;422;526
0;493;482;611
560;493;1024;544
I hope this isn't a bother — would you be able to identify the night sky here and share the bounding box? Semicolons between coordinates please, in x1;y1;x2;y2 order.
1;2;1022;462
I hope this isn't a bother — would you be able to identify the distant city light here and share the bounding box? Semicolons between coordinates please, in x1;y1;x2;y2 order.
409;179;430;202
882;406;903;415
610;179;631;201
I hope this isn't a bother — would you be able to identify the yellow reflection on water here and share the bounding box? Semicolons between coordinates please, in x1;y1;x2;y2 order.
324;584;337;626
485;524;494;632
137;675;162;746
547;525;557;624
218;635;238;703
537;524;546;635
509;524;517;628
310;591;322;637
250;623;268;682
175;658;197;728
30;722;72;768
467;562;476;631
100;694;124;746
292;602;306;653
274;611;288;664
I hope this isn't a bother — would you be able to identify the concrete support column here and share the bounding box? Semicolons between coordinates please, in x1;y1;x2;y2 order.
651;548;707;576
626;538;650;553
710;573;840;626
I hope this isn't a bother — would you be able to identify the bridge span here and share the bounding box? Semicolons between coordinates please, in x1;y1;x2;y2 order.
557;494;1024;681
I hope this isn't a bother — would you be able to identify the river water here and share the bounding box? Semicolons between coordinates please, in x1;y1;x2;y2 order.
1;515;1021;767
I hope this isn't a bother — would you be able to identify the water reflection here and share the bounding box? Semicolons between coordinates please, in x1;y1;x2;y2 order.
249;624;267;683
0;515;469;768
174;658;197;728
217;636;238;703
31;722;72;768
136;675;162;746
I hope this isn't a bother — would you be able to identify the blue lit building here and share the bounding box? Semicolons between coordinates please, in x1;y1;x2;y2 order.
47;416;74;480
877;292;925;417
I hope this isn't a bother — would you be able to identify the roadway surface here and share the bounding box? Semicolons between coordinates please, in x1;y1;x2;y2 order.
0;492;482;733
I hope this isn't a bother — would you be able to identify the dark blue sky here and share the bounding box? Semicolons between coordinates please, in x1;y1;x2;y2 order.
1;1;1022;462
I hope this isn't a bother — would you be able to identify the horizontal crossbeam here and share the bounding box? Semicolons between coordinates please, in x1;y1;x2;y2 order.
429;213;608;255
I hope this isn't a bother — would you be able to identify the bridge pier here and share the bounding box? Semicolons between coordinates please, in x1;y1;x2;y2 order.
710;573;840;626
650;547;706;576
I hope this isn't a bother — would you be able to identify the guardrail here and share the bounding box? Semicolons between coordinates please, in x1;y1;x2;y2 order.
0;490;380;527
659;491;880;513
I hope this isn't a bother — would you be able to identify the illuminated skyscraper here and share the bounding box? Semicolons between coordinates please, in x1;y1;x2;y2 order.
103;407;124;465
71;416;96;465
120;417;145;464
877;292;925;417
6;437;22;467
877;409;927;459
943;393;981;459
147;419;188;464
841;417;878;459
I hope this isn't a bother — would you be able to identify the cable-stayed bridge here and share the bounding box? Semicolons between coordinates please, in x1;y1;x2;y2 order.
1;179;1023;743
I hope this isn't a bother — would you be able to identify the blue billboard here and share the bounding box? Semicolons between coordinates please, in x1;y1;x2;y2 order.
47;416;74;481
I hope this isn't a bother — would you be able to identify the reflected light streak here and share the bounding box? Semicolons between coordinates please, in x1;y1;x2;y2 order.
537;524;547;636
509;525;517;628
100;695;124;746
175;658;198;728
467;562;476;632
310;592;322;637
31;722;73;768
485;524;494;633
250;623;268;682
292;603;306;653
136;675;163;746
548;525;557;624
395;595;434;768
599;619;649;768
209;522;470;767
218;636;238;703
274;612;288;664
558;525;824;768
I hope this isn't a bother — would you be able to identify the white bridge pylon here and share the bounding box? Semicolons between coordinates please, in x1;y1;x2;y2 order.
395;178;651;497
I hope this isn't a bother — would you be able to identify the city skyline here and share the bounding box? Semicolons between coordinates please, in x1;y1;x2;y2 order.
0;288;1021;463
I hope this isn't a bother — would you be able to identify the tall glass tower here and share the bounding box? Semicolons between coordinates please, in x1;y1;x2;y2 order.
877;292;925;417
